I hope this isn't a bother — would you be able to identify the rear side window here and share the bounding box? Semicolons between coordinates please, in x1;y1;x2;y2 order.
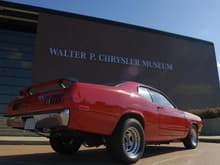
149;90;174;108
138;87;152;102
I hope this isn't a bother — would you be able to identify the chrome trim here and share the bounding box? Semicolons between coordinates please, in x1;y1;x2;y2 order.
7;109;69;130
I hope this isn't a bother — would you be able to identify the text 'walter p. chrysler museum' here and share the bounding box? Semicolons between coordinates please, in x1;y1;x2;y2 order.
0;1;219;114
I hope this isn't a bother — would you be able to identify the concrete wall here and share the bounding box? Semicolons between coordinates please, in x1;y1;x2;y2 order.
2;116;220;136
0;116;7;128
0;116;38;136
201;117;220;135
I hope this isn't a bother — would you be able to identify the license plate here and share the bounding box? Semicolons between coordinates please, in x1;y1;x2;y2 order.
24;118;36;130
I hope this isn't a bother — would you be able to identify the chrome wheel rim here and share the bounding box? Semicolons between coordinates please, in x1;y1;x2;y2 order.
123;127;141;158
191;128;198;146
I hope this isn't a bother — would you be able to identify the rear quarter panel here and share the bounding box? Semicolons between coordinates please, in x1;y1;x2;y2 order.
66;82;148;135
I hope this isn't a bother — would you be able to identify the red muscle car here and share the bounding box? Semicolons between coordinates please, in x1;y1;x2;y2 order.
7;78;202;163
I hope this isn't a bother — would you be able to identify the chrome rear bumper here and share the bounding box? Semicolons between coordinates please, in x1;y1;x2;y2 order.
7;109;69;130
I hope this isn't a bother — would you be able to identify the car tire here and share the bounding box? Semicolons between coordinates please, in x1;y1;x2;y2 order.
107;118;145;163
183;125;198;149
50;133;82;154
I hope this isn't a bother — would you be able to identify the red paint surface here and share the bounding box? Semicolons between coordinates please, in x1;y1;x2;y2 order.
7;80;202;142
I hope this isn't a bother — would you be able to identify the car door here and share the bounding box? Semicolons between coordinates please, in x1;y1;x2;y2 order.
138;87;160;141
148;89;187;139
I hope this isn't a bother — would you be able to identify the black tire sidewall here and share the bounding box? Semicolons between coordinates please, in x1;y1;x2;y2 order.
190;125;198;148
108;118;145;163
50;133;82;154
183;125;198;149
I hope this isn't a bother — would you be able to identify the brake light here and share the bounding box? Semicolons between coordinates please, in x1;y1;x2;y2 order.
13;102;22;110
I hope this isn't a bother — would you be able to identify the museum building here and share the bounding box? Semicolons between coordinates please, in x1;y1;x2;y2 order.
0;1;219;115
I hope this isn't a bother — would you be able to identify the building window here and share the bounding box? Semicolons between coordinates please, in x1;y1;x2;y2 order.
0;29;35;114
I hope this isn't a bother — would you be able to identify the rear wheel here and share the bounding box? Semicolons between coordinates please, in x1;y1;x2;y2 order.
50;132;82;154
183;125;198;149
107;118;145;163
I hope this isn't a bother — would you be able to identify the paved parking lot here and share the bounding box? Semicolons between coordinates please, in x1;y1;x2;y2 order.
0;142;219;165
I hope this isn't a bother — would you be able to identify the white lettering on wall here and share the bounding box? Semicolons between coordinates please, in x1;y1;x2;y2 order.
49;47;173;71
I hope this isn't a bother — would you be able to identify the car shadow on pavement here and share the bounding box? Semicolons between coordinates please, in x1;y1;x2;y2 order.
144;144;185;157
0;145;185;165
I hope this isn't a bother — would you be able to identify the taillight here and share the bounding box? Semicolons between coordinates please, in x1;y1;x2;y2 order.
13;102;22;110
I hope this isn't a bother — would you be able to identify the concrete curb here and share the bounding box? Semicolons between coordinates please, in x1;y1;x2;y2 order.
0;136;219;145
0;136;49;145
199;136;220;143
0;141;49;145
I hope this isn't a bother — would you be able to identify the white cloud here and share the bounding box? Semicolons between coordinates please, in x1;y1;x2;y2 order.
218;62;220;68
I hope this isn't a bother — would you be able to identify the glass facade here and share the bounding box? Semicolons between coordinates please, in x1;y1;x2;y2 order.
0;29;35;114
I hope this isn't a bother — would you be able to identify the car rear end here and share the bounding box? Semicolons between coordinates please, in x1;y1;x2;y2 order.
7;78;77;132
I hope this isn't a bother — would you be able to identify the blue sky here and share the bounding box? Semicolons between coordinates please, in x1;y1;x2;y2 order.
6;0;220;78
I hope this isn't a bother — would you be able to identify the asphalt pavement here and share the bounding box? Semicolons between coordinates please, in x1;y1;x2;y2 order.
0;136;219;145
0;143;219;165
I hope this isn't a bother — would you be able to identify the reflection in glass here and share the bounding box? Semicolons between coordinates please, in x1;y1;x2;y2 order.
0;29;35;114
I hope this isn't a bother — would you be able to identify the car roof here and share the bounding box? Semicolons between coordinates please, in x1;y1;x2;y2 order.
116;81;161;92
116;81;177;105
